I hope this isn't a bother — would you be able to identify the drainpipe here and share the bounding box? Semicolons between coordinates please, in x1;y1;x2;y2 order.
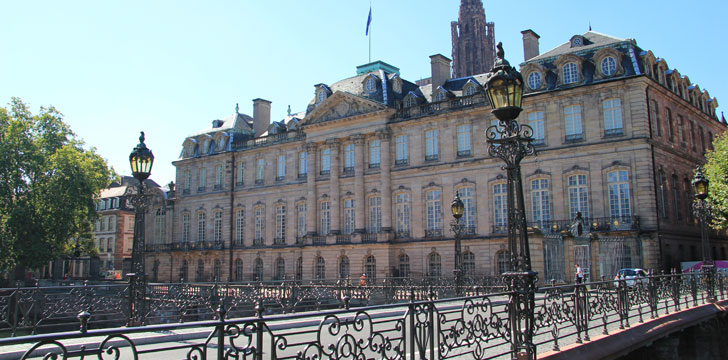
646;86;664;271
229;152;235;282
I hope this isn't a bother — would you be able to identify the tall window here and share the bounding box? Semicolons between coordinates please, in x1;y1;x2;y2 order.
608;170;631;219
274;258;285;281
344;199;355;234
299;151;308;177
277;155;286;180
563;62;578;84
666;108;674;142
339;256;350;279
344;144;355;171
493;184;508;229
672;175;682;221
181;260;189;281
296;257;303;281
235;209;245;245
658;172;667;218
398;254;410;278
182;213;190;242
254;258;263;281
677;116;685;144
275;205;286;242
457;124;471;156
531;179;550;226
215;164;223;188
254;206;265;245
213;211;223;244
426;189;442;234
296;203;307;237
154;209;165;243
235;259;243;281
684;178;693;222
196;259;205;281
315;256;326;280
256;158;265;184
425;129;439;161
603;99;623;135
458;187;476;232
320;201;331;235
197;212;206;242
395;135;408;165
497;251;510;274
237;161;244;185
528;112;545;145
564;105;583;140
369;140;380;168
365;255;376;279
395;193;410;235
199;168;207;189
568;175;589;219
463;252;475;275
651;100;661;137
321;148;331;175
428;253;442;278
213;259;221;281
184;170;191;192
368;196;382;233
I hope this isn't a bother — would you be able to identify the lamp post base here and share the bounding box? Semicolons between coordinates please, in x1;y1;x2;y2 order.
503;270;538;360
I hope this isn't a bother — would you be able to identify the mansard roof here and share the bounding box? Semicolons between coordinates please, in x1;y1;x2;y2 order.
528;31;630;62
188;110;254;137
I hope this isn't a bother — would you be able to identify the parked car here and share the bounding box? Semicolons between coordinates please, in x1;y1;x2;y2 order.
613;268;648;287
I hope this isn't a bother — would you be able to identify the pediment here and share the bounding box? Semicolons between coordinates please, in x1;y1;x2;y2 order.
301;91;388;126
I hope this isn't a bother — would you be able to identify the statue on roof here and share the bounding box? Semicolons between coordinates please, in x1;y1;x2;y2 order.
288;105;292;116
235;103;239;114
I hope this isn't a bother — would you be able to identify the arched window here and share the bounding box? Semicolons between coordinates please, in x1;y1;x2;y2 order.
196;259;205;282
672;175;681;221
344;199;355;234
339;256;350;279
608;170;631;220
531;179;550;227
182;213;190;242
601;57;616;76
254;258;264;281
563;62;578;84
154;209;165;243
314;256;326;280
368;196;382;233
320;200;331;235
463;251;475;275
398;254;410;278
274;257;285;281
493;183;508;230
568;174;589;219
434;91;445;102
464;85;477;96
213;259;221;281
213;210;223;245
254;206;265;245
364;255;376;280
296;257;303;281
425;189;442;235
234;258;243;282
395;193;410;236
235;209;245;246
457;186;476;233
197;212;206;242
497;251;510;274
428;253;442;278
180;260;189;282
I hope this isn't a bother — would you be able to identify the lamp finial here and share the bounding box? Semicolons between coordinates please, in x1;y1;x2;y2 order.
496;42;504;60
139;131;145;144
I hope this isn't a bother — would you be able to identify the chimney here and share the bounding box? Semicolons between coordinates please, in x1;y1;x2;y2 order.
252;98;271;137
521;29;540;61
429;54;452;92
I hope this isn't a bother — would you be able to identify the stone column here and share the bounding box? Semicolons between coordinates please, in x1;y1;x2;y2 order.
327;138;341;234
352;134;366;233
377;129;393;233
305;142;318;235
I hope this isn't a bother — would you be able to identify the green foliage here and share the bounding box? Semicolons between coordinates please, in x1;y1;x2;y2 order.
703;131;728;229
0;98;114;276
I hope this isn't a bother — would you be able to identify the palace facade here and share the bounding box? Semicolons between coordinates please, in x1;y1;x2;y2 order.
143;30;725;285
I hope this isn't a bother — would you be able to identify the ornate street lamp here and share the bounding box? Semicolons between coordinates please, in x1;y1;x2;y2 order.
485;42;537;359
692;166;715;302
127;132;154;325
450;191;465;295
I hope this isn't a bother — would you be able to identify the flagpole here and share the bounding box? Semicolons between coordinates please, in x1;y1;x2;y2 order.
368;1;372;63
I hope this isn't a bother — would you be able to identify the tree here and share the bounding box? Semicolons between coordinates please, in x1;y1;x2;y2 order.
703;131;728;229
0;98;114;278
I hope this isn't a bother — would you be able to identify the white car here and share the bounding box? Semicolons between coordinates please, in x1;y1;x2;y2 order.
613;268;648;287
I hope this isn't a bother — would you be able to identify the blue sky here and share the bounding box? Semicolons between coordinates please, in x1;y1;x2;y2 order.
2;0;726;185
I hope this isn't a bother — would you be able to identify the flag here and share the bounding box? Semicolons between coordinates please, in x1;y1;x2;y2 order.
366;7;372;36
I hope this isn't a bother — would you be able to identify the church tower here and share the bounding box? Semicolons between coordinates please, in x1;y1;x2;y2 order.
451;0;496;78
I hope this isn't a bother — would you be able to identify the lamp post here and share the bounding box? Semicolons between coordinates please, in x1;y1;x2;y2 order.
692;166;715;303
485;42;537;359
450;191;465;296
127;131;154;325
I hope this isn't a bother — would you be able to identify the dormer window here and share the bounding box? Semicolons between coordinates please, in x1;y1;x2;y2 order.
527;72;541;90
464;85;476;96
563;62;578;84
570;36;585;47
405;96;417;108
434;92;445;102
601;57;616;76
317;90;327;103
365;77;376;92
392;77;402;93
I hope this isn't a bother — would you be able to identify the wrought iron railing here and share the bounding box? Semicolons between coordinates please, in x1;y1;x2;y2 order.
336;234;351;244
146;241;225;252
312;235;326;245
362;233;377;243
527;215;639;234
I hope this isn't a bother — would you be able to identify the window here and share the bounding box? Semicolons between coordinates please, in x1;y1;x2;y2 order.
213;260;221;281
254;206;265;245
213;211;223;244
527;72;541;90
395;135;408;165
255;158;264;184
199;168;207;190
296;203;307;237
320;201;331;235
658;172;667;218
531;179;550;227
528;112;545;145
464;85;476;96
365;77;376;92
98;239;105;252
368;196;382;233
434;91;445;102
184;170;191;192
651;100;661;137
296;257;303;281
457;124;471;156
608;170;631;219
369;140;380;168
339;256;350;279
235;259;243;281
428;253;442;278
672;175;682;221
215;164;223;188
182;213;190;242
254;258;263;281
107;238;113;253
344;199;355;234
196;260;205;281
298;152;308;177
398;254;410;278
493;183;508;230
564;105;583;141
677;116;685;144
685;178;694;223
321;148;331;175
274;258;285;281
277;155;286;180
395;193;410;235
425;129;439;161
603;99;623;135
463;252;475;275
497;251;510;274
458;186;476;233
365;255;376;279
275;205;286;243
666;108;674;142
601;57;616;76
317;90;326;103
100;217;105;231
344;144;355;172
197;212;206;242
568;175;589;219
689;121;696;150
563;62;578;84
426;189;442;235
405;96;417;108
314;256;326;280
237;162;244;185
235;209;245;245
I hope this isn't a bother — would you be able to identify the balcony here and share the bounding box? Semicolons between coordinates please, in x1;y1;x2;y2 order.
336;234;351;244
343;167;354;175
275;176;285;182
565;133;583;142
394;159;408;166
492;224;508;234
425;229;443;238
273;237;286;246
604;128;623;137
368;163;380;169
146;241;226;252
231;239;244;249
425;155;439;162
213;184;222;190
295;236;306;245
362;233;377;243
253;238;265;246
457;150;471;158
393;94;485;121
526;215;639;234
297;173;307;180
394;231;410;239
312;236;326;245
254;179;264;186
231;130;305;151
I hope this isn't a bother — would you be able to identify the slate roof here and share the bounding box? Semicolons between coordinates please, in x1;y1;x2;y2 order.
188;112;253;137
527;31;629;62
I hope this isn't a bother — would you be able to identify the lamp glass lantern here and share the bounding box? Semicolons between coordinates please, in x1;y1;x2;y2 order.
451;192;465;220
485;43;524;121
692;167;709;200
129;132;154;182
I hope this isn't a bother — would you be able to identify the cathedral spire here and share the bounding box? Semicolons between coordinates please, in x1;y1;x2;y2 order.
451;0;496;78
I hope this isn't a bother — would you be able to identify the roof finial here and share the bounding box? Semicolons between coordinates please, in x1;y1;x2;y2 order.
139;131;145;144
496;42;504;60
287;105;292;116
235;103;239;114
